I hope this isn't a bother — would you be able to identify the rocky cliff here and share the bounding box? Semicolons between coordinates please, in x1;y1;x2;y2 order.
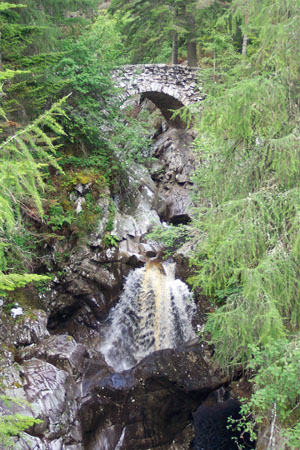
0;101;253;450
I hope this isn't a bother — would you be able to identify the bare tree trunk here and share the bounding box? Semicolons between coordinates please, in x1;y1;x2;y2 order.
242;1;249;56
242;33;248;55
172;31;178;64
0;32;2;71
185;8;198;67
187;41;197;67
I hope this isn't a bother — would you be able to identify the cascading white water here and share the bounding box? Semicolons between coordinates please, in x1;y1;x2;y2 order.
100;261;196;371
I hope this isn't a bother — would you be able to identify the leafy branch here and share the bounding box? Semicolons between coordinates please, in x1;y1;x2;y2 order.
0;95;70;289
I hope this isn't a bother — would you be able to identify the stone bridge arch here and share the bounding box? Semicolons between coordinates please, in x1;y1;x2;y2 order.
112;64;204;127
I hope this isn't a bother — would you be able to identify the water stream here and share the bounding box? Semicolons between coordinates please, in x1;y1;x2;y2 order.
100;260;196;371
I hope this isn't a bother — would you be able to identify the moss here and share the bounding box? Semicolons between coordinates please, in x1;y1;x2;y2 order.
9;286;46;311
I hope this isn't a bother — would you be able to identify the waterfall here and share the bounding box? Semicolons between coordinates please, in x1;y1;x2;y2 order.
100;261;196;371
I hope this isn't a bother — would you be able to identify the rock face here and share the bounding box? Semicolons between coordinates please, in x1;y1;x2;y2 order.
0;105;253;449
0;309;49;346
46;161;165;344
0;307;87;449
256;415;288;450
150;127;195;224
45;124;197;344
81;346;227;450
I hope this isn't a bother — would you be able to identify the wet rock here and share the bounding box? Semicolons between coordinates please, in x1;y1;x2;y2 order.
81;346;226;449
14;434;75;450
256;414;288;450
46;260;129;342
0;309;50;347
23;358;82;443
16;310;50;346
75;196;86;214
151;128;195;223
11;306;23;318
3;120;206;450
1;355;83;449
75;182;92;195
19;335;88;380
117;238;162;266
46;159;166;341
82;350;114;397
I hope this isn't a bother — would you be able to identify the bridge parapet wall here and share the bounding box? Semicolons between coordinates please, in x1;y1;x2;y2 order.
112;64;204;106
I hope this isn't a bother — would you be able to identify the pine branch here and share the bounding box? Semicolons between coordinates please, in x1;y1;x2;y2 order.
0;96;70;288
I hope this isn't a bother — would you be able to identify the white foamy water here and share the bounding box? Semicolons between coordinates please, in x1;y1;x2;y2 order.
100;261;196;371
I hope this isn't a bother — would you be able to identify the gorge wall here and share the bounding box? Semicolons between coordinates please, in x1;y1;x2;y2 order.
0;96;254;449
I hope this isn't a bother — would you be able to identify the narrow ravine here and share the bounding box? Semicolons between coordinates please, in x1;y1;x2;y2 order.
0;99;254;450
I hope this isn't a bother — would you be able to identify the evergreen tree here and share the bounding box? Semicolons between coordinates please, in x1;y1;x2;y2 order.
187;0;300;444
0;98;67;290
109;0;225;66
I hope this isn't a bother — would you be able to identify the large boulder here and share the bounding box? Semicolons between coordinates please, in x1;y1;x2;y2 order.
80;345;227;449
19;335;88;380
0;356;83;449
0;308;49;347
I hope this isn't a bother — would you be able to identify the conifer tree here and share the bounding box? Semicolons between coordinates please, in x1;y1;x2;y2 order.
0;97;67;290
109;0;224;65
186;0;300;444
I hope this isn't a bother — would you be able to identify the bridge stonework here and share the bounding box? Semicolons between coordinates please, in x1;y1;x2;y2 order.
112;64;204;127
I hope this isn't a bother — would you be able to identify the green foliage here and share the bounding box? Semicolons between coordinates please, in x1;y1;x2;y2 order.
183;0;300;440
188;0;300;370
50;12;130;183
0;97;66;232
0;273;50;292
111;112;153;165
102;233;120;248
0;413;40;447
105;201;117;233
0;4;26;12
102;201;120;248
0;98;66;288
43;168;107;240
236;338;300;449
0;395;42;447
0;1;103;117
147;224;190;257
109;1;173;63
180;2;300;442
44;204;75;231
109;0;224;64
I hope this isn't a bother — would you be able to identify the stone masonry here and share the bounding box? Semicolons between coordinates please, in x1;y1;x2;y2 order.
112;64;204;127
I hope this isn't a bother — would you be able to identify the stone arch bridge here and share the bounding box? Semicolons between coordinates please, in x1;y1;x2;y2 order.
112;64;204;127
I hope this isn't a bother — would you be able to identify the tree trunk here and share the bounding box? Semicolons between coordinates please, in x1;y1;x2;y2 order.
172;32;179;64
242;33;248;56
242;1;249;56
184;5;198;67
187;41;197;67
0;32;2;71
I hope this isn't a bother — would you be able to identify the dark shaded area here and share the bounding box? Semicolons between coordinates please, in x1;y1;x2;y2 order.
142;91;186;128
191;398;255;450
170;213;191;225
80;346;227;449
